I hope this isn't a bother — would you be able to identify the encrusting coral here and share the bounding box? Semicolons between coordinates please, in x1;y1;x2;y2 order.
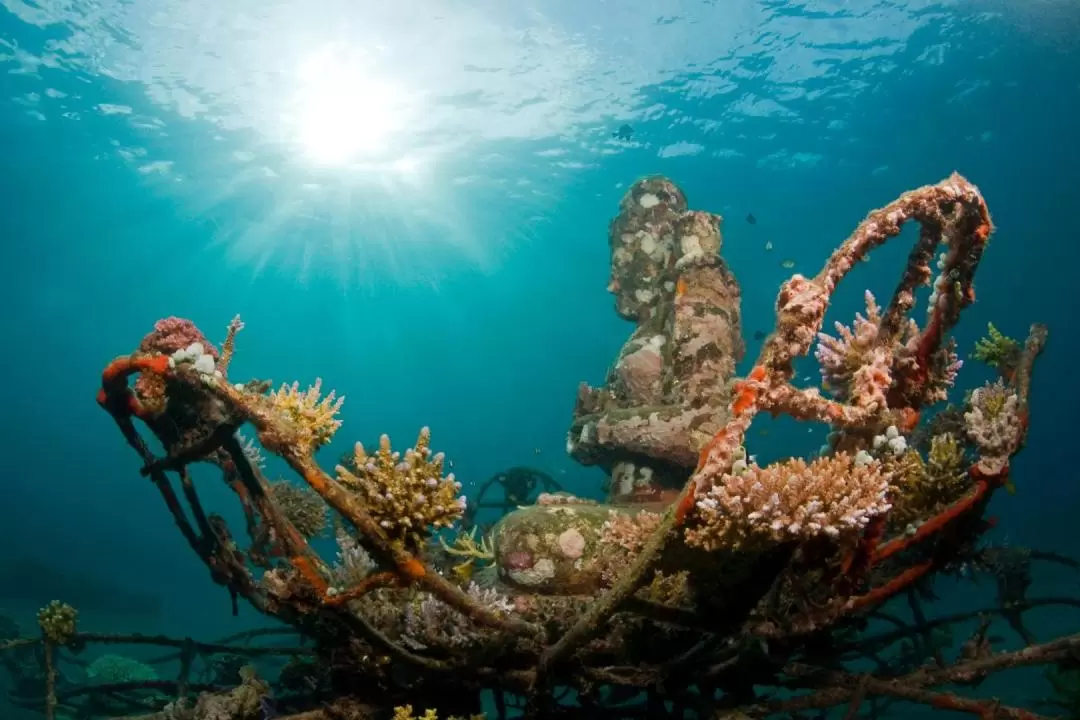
85;654;157;684
335;428;466;552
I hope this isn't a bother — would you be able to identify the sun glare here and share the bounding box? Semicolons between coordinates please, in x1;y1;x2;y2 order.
291;43;409;167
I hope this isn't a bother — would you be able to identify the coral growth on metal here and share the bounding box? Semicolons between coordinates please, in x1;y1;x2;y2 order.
76;173;1072;720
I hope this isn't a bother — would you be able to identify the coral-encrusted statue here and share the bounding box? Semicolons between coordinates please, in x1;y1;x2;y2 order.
568;177;745;505
93;173;1060;720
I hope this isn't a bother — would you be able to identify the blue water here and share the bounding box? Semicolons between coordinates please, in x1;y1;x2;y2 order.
0;0;1077;716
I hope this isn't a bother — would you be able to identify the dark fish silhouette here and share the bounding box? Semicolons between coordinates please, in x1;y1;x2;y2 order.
746;213;757;225
753;330;767;341
612;124;634;140
0;557;164;620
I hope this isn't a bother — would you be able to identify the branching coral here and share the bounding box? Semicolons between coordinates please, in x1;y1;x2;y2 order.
596;509;663;587
965;380;1024;473
329;526;376;590
685;451;892;551
887;433;971;530
336;428;465;552
816;290;962;411
815;290;888;403
439;527;496;580
37;602;76;645
265;379;344;452
218;314;244;375
268;480;328;538
92;173;1057;720
402;583;514;651
973;322;1021;374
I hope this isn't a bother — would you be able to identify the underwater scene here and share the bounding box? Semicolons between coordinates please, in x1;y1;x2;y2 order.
0;0;1078;718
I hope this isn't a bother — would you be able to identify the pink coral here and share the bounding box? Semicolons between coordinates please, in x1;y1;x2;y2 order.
815;290;885;402
600;510;662;553
557;528;586;559
138;317;219;359
685;453;892;551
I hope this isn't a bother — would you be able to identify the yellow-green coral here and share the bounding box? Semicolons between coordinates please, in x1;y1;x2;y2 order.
336;427;465;551
266;378;344;451
393;706;485;720
269;480;328;538
887;433;970;529
37;601;77;645
970;379;1011;420
439;527;495;581
972;322;1020;371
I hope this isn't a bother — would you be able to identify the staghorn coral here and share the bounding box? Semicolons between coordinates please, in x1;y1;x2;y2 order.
268;480;328;538
218;314;244;375
685;451;892;552
265;378;344;452
965;380;1024;474
336;428;465;552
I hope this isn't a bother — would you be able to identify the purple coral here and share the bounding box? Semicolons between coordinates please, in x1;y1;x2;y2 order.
814;290;882;401
138;317;219;359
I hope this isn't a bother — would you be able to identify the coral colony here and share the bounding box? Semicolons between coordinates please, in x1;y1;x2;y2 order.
9;173;1079;720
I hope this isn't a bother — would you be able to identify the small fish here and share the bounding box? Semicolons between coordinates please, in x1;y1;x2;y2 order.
448;459;454;469
781;259;796;269
1005;478;1017;495
764;241;773;251
612;124;634;140
534;447;542;455
757;428;770;437
746;213;757;225
753;330;767;341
